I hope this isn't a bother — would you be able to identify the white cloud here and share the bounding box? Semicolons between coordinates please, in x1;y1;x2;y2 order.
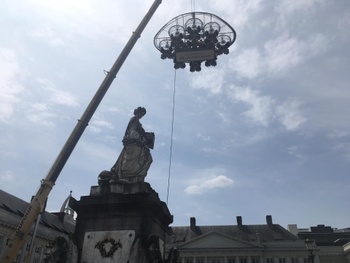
209;0;263;29
230;129;271;147
276;0;324;16
276;99;306;131
228;85;274;126
51;89;79;107
30;24;64;47
228;86;306;131
27;103;57;126
230;48;263;79
285;145;307;161
231;33;328;79
185;175;234;195
191;67;225;94
330;142;350;163
275;0;325;30
0;48;25;123
263;30;329;75
37;78;79;107
24;0;153;46
92;120;113;128
24;79;79;126
89;119;113;134
264;33;301;74
195;133;210;142
328;130;349;139
302;33;329;57
337;11;350;39
108;106;126;113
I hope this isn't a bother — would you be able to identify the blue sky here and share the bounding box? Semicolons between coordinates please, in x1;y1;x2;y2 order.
1;0;349;229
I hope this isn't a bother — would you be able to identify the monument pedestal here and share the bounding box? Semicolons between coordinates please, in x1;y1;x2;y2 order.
71;181;173;263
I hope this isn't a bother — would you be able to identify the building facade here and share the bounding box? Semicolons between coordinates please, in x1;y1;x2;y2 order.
1;188;349;263
295;224;350;263
166;216;314;263
0;190;75;263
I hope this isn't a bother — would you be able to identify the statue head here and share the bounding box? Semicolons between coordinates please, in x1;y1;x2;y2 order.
134;107;146;117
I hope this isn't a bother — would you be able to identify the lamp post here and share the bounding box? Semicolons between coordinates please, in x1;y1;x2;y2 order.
305;239;315;263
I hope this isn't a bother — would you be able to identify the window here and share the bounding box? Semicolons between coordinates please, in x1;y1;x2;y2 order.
278;259;286;263
35;246;41;253
239;257;248;263
196;257;204;263
228;258;236;263
266;259;274;263
208;257;223;263
185;257;193;263
291;258;299;263
251;256;260;263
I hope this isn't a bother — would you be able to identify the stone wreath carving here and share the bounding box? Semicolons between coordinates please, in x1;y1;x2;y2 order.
95;238;122;258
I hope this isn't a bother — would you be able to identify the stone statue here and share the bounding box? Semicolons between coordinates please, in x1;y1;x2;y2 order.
109;107;154;183
44;235;78;263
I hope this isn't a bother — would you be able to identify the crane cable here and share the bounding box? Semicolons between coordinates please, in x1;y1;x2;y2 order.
166;68;177;205
167;0;194;205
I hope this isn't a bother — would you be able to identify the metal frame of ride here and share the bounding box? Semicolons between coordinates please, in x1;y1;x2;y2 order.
154;12;236;72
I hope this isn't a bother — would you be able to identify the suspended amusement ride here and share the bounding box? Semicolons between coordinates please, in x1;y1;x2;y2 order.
154;12;236;72
1;1;236;262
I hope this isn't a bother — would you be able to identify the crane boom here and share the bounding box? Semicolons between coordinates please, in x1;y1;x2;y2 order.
1;1;162;262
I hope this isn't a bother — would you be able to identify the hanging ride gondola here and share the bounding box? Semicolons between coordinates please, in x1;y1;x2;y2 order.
154;12;236;72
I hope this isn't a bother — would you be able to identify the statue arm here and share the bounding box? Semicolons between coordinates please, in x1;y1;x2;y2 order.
137;122;146;137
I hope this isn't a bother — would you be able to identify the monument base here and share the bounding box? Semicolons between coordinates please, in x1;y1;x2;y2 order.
71;181;173;263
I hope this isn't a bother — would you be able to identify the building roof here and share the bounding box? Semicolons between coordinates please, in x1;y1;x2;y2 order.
0;189;75;239
166;216;301;249
298;224;350;246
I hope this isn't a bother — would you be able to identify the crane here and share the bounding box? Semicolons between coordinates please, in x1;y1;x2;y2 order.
0;0;162;262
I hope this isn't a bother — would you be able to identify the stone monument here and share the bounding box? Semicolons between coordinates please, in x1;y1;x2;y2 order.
70;107;177;263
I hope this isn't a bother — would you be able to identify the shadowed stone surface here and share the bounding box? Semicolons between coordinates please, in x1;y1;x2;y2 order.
71;181;173;263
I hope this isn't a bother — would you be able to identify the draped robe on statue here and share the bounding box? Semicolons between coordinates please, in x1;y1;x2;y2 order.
111;115;153;182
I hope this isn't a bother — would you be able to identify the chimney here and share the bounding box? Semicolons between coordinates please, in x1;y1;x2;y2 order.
236;216;242;226
288;224;298;236
266;215;273;226
190;217;196;230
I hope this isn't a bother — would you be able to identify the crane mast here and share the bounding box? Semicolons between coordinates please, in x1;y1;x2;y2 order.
1;0;162;262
